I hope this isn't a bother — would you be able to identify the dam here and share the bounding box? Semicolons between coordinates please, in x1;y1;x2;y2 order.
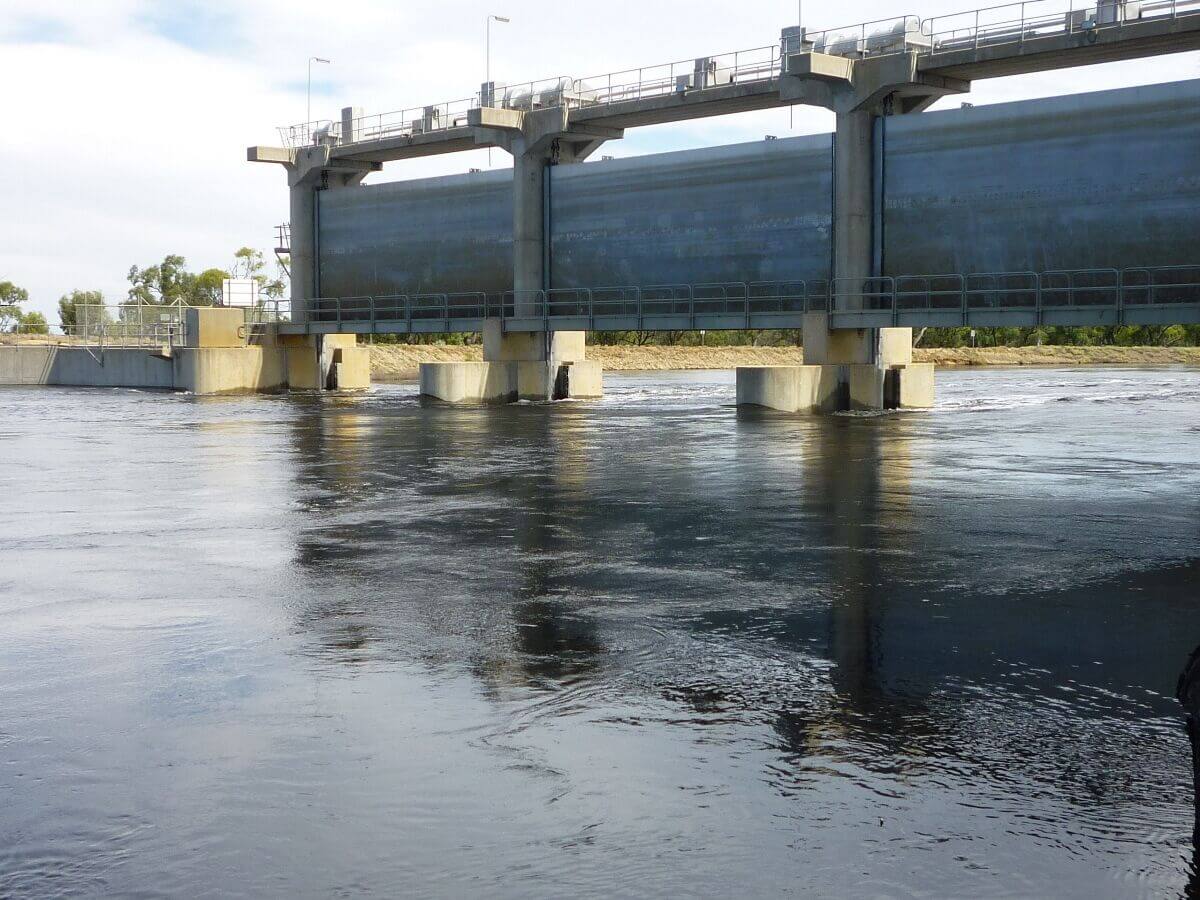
245;0;1200;409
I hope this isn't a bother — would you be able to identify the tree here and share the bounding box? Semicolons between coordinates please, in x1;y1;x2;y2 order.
18;311;48;335
127;255;194;306
0;280;29;332
231;247;287;304
193;269;229;306
231;247;266;280
58;290;111;336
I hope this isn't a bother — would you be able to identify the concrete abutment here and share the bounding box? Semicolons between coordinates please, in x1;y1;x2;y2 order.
0;309;371;395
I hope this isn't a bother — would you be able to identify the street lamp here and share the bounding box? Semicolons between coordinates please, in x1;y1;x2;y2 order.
486;15;510;166
307;56;331;131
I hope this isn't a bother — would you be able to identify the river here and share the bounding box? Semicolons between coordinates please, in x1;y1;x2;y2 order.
1;367;1198;898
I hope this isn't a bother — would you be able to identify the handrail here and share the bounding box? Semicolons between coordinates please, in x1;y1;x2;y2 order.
287;265;1200;330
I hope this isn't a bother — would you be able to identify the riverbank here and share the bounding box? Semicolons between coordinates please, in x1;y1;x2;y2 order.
369;343;1200;381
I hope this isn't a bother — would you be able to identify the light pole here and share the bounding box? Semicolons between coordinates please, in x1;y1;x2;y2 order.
307;56;331;134
486;14;510;166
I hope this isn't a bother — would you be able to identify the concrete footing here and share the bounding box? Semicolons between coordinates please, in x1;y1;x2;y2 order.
736;363;935;413
420;359;603;403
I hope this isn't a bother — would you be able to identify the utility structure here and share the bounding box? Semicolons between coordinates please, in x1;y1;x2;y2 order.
250;0;1200;404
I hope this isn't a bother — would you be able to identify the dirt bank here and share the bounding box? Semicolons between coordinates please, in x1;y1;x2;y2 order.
368;343;1200;380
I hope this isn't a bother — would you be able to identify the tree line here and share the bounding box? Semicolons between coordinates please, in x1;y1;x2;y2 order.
1;248;287;335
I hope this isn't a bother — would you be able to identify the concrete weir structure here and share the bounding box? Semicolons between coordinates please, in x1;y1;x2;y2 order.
250;0;1200;411
0;309;371;395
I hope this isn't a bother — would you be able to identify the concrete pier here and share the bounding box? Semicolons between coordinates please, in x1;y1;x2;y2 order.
736;362;934;414
421;105;614;404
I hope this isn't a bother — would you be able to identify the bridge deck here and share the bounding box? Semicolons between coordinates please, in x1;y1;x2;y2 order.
304;3;1200;165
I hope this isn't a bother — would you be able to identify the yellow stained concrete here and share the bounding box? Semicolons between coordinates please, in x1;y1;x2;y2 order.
184;307;247;349
332;347;371;391
175;347;288;394
735;365;841;413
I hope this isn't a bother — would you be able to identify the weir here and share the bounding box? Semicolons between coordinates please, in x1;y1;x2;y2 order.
242;0;1200;409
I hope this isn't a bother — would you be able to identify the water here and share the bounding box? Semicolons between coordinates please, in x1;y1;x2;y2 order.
1;367;1198;898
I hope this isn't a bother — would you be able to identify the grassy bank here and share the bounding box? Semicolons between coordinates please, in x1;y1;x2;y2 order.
369;343;1200;381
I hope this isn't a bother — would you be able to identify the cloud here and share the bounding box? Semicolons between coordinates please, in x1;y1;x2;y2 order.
0;0;1196;317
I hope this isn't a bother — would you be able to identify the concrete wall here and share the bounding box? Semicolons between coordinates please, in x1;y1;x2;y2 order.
0;339;369;395
0;347;177;389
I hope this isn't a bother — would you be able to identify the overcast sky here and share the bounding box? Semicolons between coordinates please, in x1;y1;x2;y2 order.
1;0;1196;317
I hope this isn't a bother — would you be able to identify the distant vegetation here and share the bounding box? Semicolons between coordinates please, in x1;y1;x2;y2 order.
0;281;48;334
1;247;288;334
126;249;286;307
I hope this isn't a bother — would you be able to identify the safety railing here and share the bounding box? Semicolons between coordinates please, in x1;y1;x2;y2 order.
286;266;1200;330
0;302;192;349
275;0;1200;149
829;265;1200;324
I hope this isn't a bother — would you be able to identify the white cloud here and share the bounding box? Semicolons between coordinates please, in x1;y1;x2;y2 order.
1;0;1196;316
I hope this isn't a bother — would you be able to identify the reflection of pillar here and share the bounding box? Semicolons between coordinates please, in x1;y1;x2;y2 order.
1179;646;1200;889
806;418;914;708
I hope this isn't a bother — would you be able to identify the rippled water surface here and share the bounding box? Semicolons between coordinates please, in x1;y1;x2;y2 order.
1;367;1198;898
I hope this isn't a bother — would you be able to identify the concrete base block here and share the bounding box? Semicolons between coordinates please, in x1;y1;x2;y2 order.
286;347;324;391
174;347;288;394
563;360;603;399
184;307;247;349
482;322;586;364
332;347;371;391
420;360;604;403
738;363;936;414
420;362;518;403
736;365;841;413
897;363;935;409
802;313;874;365
879;328;914;366
849;365;886;411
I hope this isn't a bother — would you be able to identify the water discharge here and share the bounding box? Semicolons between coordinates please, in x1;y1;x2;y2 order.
0;367;1197;898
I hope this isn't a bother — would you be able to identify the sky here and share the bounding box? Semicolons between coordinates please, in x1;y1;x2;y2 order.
1;0;1197;318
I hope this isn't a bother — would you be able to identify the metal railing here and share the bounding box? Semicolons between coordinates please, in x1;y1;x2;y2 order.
283;266;1200;331
275;0;1200;149
0;302;194;349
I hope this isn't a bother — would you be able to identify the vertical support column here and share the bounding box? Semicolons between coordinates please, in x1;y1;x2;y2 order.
833;108;875;299
483;136;587;399
798;103;919;412
288;180;317;322
512;138;547;309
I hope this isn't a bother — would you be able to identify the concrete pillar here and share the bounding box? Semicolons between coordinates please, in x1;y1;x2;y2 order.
485;136;589;399
834;108;875;296
788;104;922;413
289;182;317;320
512;137;546;305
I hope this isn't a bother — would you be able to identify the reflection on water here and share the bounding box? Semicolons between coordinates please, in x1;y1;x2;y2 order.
0;369;1198;898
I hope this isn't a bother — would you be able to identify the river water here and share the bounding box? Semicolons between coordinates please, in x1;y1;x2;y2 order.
1;367;1198;898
